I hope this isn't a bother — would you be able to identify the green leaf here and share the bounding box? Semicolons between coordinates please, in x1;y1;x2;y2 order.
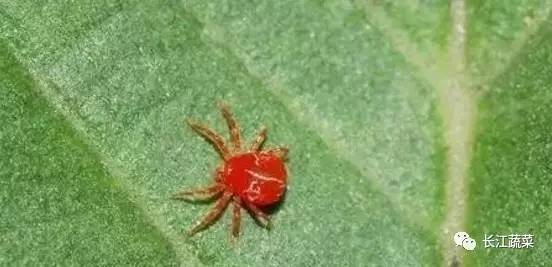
466;23;552;265
0;1;550;266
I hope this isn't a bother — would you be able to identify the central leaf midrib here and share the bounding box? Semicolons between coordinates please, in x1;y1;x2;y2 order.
440;1;474;266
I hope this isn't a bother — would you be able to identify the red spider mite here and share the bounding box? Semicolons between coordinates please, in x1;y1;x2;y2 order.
174;103;289;239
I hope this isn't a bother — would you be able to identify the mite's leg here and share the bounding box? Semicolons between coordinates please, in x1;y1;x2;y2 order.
187;119;230;160
219;102;242;151
267;147;289;159
243;201;271;229
231;197;242;240
188;191;233;236
173;183;224;201
250;126;267;151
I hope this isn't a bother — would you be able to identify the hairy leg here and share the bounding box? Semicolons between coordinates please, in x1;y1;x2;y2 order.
188;191;233;236
187;119;230;160
173;183;224;201
231;198;242;240
219;102;242;151
250;126;267;151
267;147;289;159
243;201;271;229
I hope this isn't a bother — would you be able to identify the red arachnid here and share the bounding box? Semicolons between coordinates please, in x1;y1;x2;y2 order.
174;103;288;239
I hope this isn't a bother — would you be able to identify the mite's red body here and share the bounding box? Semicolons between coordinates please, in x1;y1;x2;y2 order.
174;103;289;240
222;152;287;206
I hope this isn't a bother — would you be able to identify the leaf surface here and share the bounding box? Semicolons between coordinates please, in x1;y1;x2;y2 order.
1;1;550;266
